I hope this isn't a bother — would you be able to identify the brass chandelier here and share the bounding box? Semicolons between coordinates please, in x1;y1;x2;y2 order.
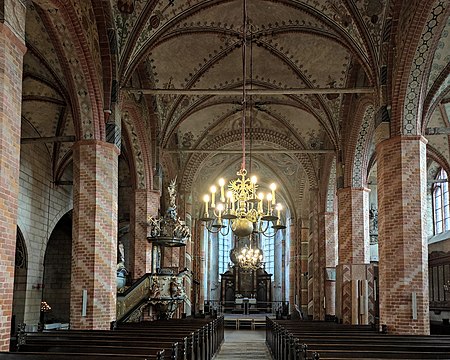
237;234;264;270
200;0;286;239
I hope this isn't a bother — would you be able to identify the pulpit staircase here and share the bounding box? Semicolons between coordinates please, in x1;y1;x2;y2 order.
116;272;185;323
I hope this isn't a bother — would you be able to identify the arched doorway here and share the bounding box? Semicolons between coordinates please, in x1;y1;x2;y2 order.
12;227;28;332
42;212;72;324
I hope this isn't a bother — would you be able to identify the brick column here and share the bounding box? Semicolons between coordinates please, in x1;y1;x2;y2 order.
336;187;370;324
130;189;159;279
0;11;26;350
317;213;328;319
377;136;429;334
71;140;119;329
289;220;296;312
197;221;206;313
322;212;337;317
309;188;321;319
300;223;309;316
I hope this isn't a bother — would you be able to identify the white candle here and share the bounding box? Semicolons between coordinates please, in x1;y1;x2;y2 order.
258;192;264;213
267;193;272;214
270;183;276;205
251;176;257;199
276;203;282;219
203;194;210;216
226;191;232;212
210;185;217;208
217;203;224;219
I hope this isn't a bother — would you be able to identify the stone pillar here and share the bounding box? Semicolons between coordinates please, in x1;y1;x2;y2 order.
71;140;119;329
130;189;160;279
180;192;192;315
309;188;321;319
336;187;370;324
300;224;309;316
209;232;219;301
198;222;206;312
0;3;26;350
317;213;327;319
322;212;337;317
377;136;429;334
274;229;283;302
289;220;296;312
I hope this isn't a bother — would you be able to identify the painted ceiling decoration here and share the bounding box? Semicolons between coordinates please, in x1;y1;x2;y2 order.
20;0;450;219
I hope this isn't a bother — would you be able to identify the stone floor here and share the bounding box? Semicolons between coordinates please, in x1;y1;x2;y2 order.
214;329;272;359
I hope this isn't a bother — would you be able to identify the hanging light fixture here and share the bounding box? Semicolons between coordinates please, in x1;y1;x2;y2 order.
200;0;286;238
237;233;264;270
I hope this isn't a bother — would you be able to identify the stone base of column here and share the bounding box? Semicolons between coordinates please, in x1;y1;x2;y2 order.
336;263;377;325
325;279;336;317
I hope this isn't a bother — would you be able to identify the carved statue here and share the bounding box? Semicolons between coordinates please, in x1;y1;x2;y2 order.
369;204;378;235
168;177;177;209
166;177;178;220
117;241;128;277
149;276;161;299
147;216;163;238
147;178;190;241
169;277;182;298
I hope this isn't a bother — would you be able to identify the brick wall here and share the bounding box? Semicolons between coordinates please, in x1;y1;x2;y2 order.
18;123;73;329
71;140;118;329
0;21;26;350
377;136;429;334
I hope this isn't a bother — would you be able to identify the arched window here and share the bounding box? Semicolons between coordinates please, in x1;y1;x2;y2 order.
262;228;275;275
218;232;231;275
433;168;450;234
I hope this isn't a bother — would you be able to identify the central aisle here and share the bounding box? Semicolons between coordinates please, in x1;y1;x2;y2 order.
215;329;272;359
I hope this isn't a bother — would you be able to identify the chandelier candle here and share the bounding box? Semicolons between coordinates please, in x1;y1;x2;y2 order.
200;169;286;237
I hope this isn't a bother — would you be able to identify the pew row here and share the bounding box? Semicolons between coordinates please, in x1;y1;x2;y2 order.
5;316;223;360
266;317;450;360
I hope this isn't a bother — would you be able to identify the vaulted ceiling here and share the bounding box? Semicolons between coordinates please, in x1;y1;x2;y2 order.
20;0;450;219
115;0;384;217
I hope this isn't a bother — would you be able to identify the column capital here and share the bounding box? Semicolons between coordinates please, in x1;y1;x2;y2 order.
376;134;428;153
0;0;27;43
319;211;335;216
73;139;120;154
337;186;370;195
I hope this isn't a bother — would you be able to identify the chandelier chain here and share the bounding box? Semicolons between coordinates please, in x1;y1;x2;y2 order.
200;0;286;240
241;0;248;172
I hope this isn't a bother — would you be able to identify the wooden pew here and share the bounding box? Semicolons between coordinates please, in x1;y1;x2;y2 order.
16;317;224;360
266;317;450;360
0;351;164;360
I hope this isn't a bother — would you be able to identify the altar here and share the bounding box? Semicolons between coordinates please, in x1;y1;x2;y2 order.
221;265;272;313
235;297;257;315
